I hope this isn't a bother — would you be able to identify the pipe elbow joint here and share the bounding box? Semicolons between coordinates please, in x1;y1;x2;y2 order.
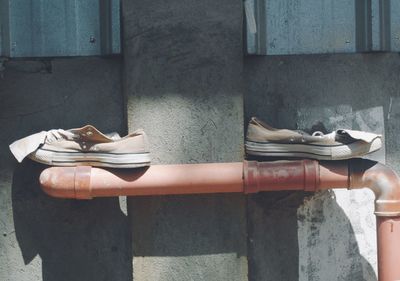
350;159;400;217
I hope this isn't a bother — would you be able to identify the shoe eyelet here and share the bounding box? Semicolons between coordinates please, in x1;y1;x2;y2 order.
86;131;93;136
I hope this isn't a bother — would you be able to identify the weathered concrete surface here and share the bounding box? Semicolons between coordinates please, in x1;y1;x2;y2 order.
122;0;246;280
0;7;398;281
0;58;130;281
244;53;400;281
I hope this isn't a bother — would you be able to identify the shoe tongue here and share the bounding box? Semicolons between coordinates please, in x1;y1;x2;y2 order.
336;129;381;143
9;131;48;162
69;125;115;142
105;132;121;140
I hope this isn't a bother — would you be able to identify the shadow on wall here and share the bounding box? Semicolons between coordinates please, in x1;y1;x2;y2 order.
0;57;131;281
12;162;132;281
246;191;307;281
247;191;377;281
129;194;247;257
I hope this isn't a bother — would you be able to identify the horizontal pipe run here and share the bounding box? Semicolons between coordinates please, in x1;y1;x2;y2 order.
39;162;244;199
39;159;400;217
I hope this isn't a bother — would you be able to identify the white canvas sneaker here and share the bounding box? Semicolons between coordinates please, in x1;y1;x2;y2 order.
10;125;151;168
246;117;382;160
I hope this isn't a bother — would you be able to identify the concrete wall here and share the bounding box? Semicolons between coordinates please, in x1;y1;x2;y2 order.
1;3;400;281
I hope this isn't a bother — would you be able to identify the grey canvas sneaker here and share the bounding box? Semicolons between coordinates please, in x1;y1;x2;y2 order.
9;125;151;168
246;117;382;160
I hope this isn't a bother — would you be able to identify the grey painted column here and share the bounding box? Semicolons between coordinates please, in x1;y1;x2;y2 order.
122;0;246;280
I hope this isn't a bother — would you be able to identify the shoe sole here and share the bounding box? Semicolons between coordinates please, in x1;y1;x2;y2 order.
245;138;382;160
29;149;151;168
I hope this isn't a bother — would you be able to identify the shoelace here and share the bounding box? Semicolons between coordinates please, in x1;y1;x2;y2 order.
312;131;324;137
312;131;336;142
46;129;122;143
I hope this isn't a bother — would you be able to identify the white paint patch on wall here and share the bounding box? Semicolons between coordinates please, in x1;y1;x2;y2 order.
133;254;248;281
334;188;377;278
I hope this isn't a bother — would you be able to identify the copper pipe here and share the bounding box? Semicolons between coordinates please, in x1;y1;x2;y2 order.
245;158;400;281
377;217;400;281
349;159;400;217
244;160;320;193
39;163;243;199
245;159;400;217
39;159;400;281
40;159;400;216
244;159;350;193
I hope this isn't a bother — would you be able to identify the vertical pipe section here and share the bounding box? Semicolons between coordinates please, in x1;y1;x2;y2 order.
377;217;400;281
